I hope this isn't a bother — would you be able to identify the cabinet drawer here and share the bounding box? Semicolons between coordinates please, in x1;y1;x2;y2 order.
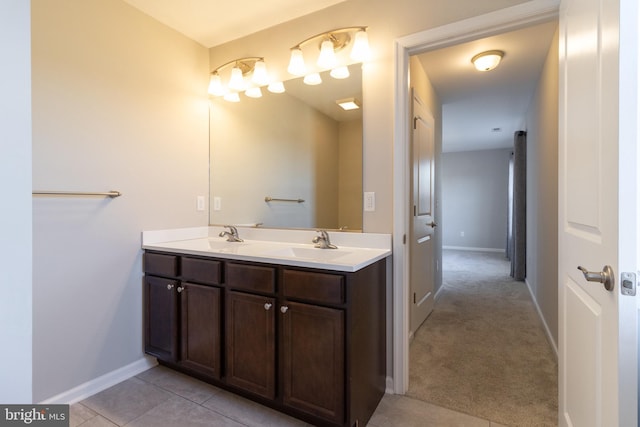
226;263;275;293
181;257;222;285
282;269;345;305
144;252;178;277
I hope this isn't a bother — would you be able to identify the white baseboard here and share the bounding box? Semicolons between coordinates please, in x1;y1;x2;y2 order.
385;376;395;394
443;245;505;253
39;356;158;404
524;278;558;359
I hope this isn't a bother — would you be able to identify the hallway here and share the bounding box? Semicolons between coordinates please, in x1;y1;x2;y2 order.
408;250;558;426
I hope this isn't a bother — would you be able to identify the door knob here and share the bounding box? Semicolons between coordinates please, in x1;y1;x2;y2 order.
577;265;615;291
427;221;437;228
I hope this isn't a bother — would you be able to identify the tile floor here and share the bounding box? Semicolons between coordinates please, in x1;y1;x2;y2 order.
70;365;507;427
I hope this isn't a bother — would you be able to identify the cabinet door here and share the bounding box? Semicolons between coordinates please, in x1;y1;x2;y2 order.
281;301;345;424
225;291;276;399
180;283;221;379
145;275;178;361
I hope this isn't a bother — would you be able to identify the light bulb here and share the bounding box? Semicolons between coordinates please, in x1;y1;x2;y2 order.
245;87;262;98
223;92;240;102
228;66;245;91
330;66;350;79
350;29;370;62
267;81;285;93
208;73;224;96
252;60;269;86
303;73;322;85
288;48;306;76
317;39;337;69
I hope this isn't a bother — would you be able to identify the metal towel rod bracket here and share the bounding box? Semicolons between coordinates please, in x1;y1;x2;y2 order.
32;190;122;198
264;196;304;203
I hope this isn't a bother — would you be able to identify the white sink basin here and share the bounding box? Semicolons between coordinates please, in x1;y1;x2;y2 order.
267;247;353;261
207;240;246;250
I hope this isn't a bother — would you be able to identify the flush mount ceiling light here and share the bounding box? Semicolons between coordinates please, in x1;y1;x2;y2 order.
288;26;370;78
208;56;281;100
336;97;361;111
471;50;504;72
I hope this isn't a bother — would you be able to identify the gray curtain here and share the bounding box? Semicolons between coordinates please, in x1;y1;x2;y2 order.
509;130;526;280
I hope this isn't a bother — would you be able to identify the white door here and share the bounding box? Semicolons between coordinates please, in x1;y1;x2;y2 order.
558;0;638;425
409;93;436;334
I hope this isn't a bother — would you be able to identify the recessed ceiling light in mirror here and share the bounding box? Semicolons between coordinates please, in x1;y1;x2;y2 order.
336;97;361;110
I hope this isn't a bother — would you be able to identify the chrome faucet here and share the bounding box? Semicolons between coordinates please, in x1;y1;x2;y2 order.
219;225;243;242
312;230;337;249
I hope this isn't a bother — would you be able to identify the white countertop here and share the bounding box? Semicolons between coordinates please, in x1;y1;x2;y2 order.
142;226;392;272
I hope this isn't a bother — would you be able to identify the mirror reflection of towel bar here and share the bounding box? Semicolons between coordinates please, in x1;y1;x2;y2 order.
264;196;305;203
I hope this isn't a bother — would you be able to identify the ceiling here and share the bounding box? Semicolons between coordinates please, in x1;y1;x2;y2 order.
121;0;347;48
417;20;558;152
122;1;557;153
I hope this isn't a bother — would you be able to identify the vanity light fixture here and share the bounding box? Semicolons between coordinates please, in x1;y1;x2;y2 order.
336;97;361;111
471;50;504;72
209;56;279;100
288;26;370;79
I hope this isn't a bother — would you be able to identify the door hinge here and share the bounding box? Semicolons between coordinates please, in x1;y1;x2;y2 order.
413;205;417;216
413;117;417;129
413;292;416;304
403;234;406;244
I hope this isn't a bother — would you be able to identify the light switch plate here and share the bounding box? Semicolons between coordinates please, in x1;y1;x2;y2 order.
197;196;205;211
364;192;375;212
213;196;221;211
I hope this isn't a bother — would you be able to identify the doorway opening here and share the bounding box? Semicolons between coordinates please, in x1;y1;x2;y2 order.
394;0;557;422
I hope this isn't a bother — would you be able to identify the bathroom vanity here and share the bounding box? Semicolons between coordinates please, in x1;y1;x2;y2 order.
142;227;390;427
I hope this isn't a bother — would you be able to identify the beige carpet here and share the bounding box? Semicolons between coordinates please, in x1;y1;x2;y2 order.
407;250;558;426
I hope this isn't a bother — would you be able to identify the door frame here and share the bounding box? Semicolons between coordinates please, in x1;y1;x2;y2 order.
391;0;560;394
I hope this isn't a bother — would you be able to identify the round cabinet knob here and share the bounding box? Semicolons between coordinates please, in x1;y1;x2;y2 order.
166;284;174;290
177;286;184;293
280;306;289;314
264;303;272;310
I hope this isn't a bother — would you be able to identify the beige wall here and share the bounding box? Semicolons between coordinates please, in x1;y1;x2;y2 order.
208;0;529;233
525;27;559;348
31;0;209;401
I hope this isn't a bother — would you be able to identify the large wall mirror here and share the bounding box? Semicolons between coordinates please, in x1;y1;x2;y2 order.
209;63;363;231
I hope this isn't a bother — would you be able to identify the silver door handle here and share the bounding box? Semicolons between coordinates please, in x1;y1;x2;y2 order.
427;221;437;228
577;265;615;291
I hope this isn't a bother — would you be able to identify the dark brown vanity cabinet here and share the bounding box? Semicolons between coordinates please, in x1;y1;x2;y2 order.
143;250;387;427
143;252;223;379
144;274;179;361
280;269;346;424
